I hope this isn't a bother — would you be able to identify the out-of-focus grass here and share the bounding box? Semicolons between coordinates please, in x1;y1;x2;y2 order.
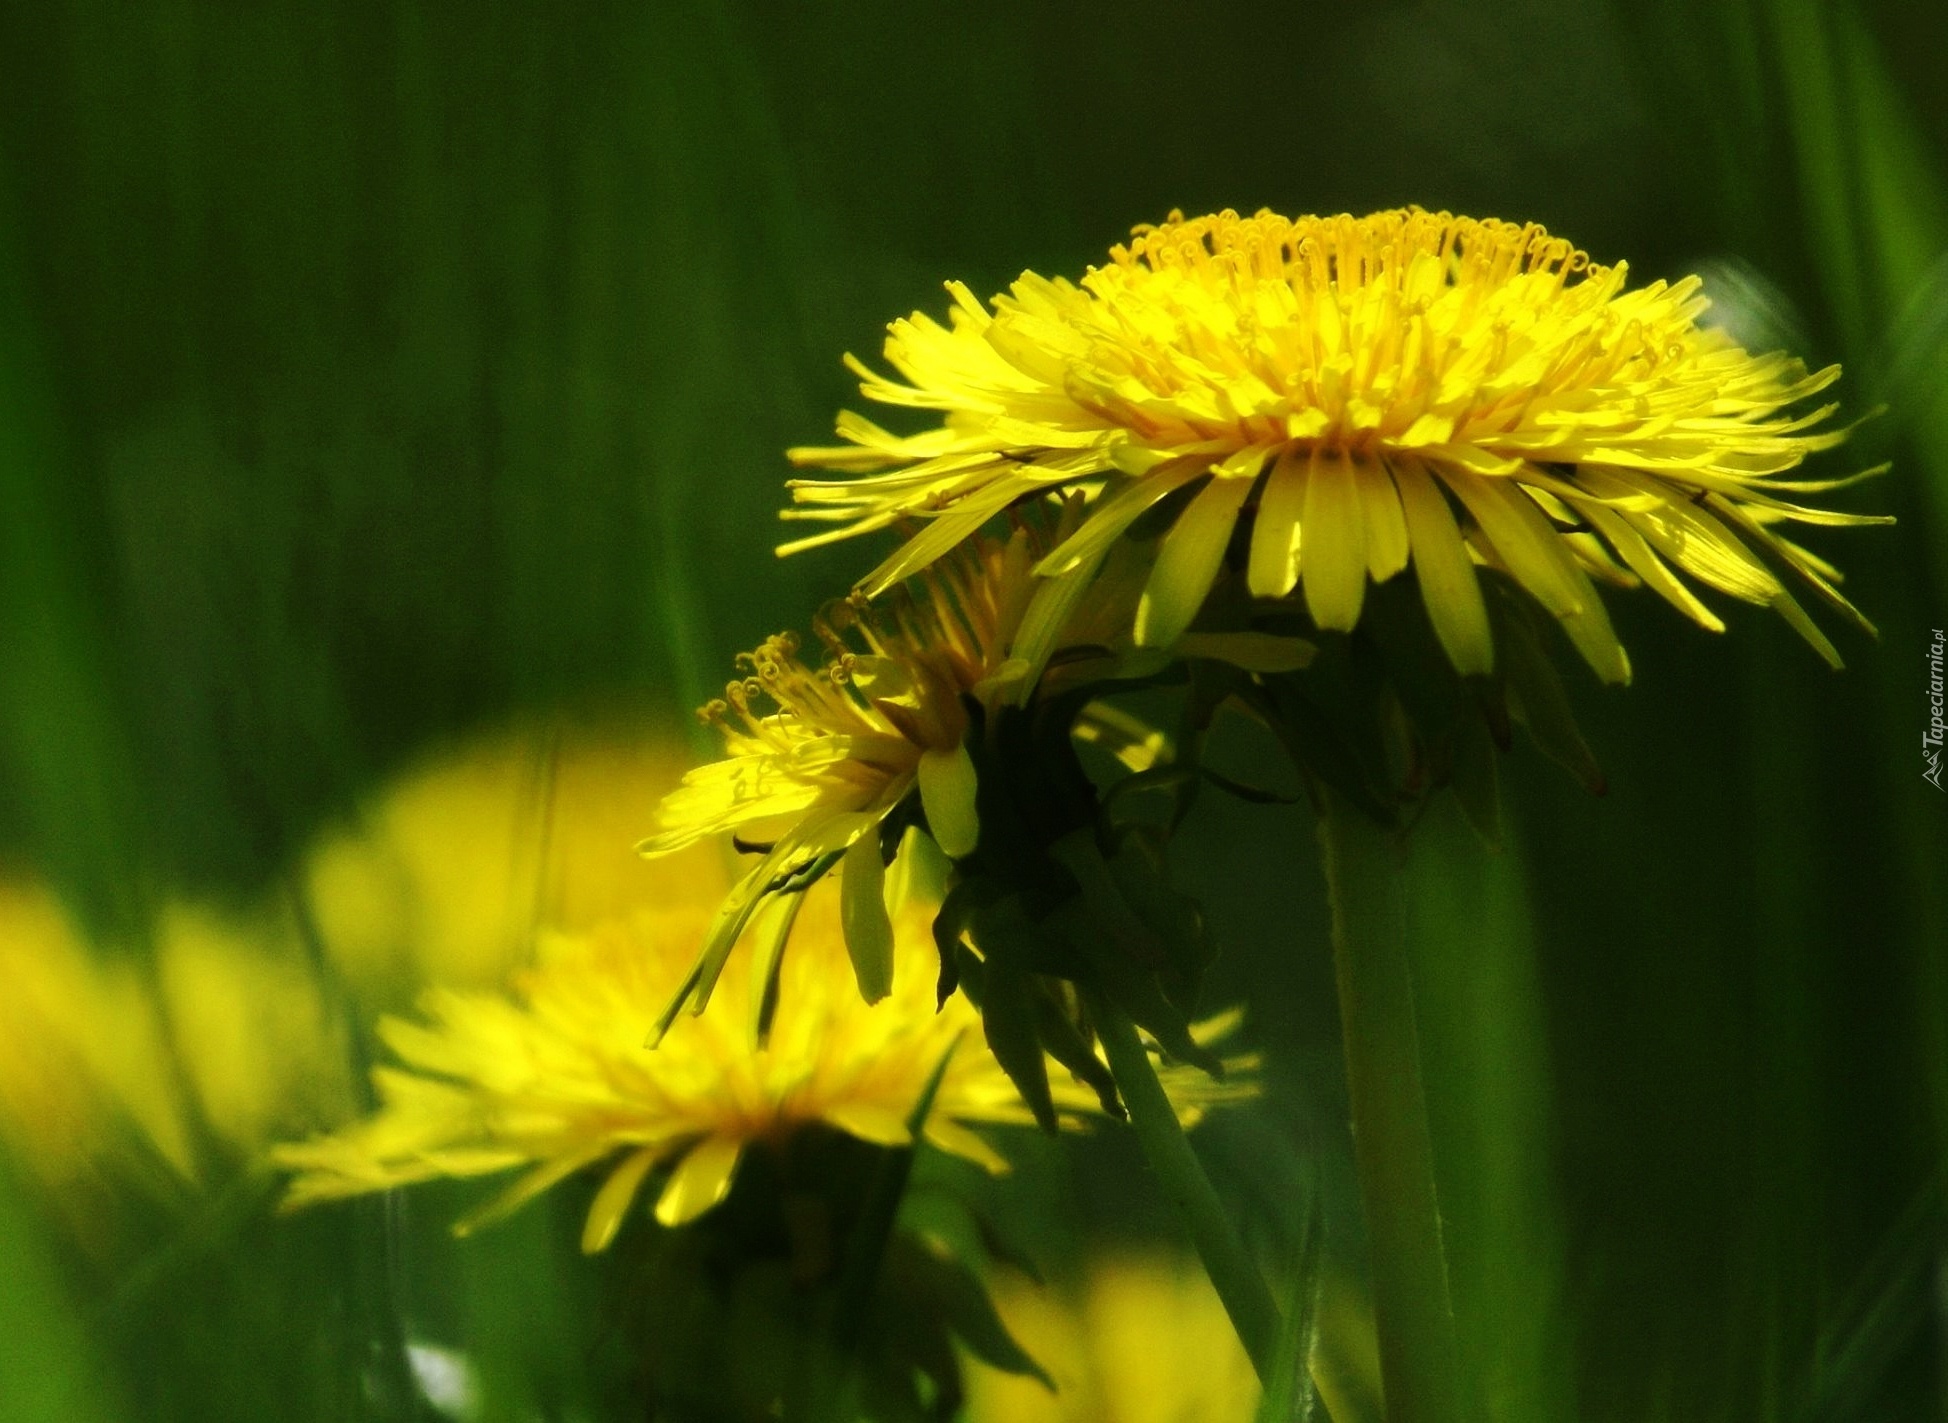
0;164;148;942
0;1169;121;1423
1769;0;1948;1166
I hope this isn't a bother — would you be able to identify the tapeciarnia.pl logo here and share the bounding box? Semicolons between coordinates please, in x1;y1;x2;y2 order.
1927;629;1946;792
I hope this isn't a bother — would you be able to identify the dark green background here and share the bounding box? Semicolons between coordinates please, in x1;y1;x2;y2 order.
0;2;1943;1420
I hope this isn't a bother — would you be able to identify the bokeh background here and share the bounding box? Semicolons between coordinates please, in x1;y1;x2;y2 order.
0;1;1943;1419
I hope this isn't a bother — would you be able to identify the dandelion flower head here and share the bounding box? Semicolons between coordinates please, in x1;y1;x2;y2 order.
787;208;1888;682
638;523;1074;1026
962;1255;1261;1423
308;724;715;999
644;527;1042;868
0;882;349;1244
274;880;1245;1253
0;881;196;1195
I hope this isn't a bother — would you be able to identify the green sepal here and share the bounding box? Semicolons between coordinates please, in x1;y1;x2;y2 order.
1029;980;1123;1118
977;958;1059;1133
652;844;841;1045
930;877;993;1008
1098;764;1203;834
1193;764;1305;806
964;1202;1046;1288
1053;898;1222;1078
841;831;895;1003
1103;825;1215;1014
1252;669;1400;829
1447;700;1503;848
969;892;1079;979
1361;573;1469;743
882;1233;1053;1389
1492;583;1607;795
1047;828;1167;968
949;939;987;1010
747;886;809;1047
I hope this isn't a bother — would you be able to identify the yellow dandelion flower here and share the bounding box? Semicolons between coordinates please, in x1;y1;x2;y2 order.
307;722;719;998
0;881;350;1243
647;530;1036;860
787;207;1890;682
965;1257;1386;1423
274;880;1252;1253
963;1255;1261;1423
151;899;353;1153
639;525;1056;1027
0;881;197;1196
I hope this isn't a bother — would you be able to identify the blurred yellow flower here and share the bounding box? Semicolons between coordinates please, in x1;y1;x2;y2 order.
305;720;718;998
965;1256;1386;1423
787;207;1888;681
0;881;196;1196
276;880;1252;1253
151;899;352;1153
0;882;350;1234
963;1254;1261;1423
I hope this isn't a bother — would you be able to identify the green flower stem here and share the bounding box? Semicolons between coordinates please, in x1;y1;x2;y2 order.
1088;986;1282;1382
1318;788;1462;1423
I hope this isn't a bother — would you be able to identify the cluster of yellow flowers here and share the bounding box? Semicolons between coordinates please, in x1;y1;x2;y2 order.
6;724;1247;1241
639;204;1882;1053
1;205;1880;1418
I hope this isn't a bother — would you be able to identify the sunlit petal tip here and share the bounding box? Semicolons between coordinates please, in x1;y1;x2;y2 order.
1134;475;1254;647
653;1137;743;1228
581;1147;661;1254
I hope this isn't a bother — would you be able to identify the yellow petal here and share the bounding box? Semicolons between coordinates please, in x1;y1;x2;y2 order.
1300;449;1368;632
921;1119;1012;1175
1461;476;1629;684
1134;474;1253;647
918;744;980;859
1580;501;1727;632
1768;586;1844;669
823;1101;914;1148
452;1146;610;1237
1358;460;1410;581
653;1137;742;1227
1442;470;1585;619
1033;456;1209;577
1010;544;1110;701
1246;445;1307;598
1561;586;1632;686
858;482;1036;595
841;831;894;1003
581;1147;660;1254
1392;457;1493;676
